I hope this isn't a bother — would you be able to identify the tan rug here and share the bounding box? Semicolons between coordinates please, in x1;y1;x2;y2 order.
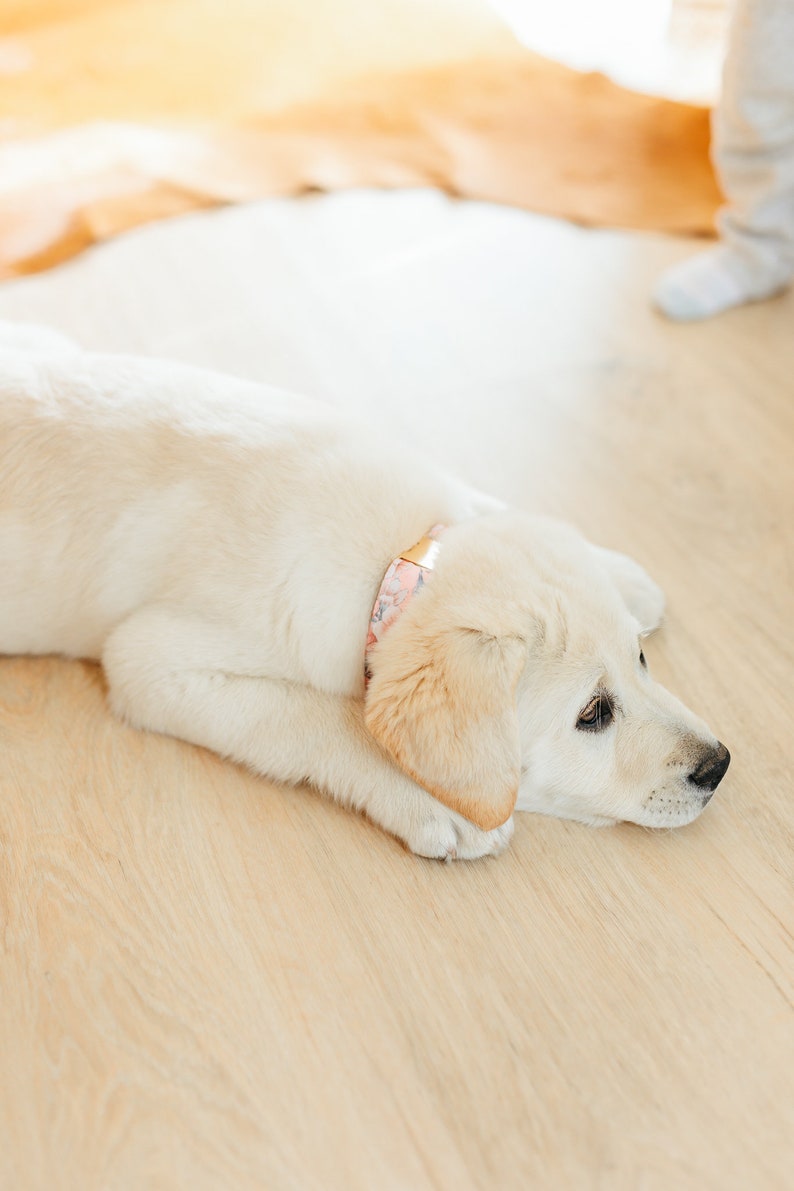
0;0;722;280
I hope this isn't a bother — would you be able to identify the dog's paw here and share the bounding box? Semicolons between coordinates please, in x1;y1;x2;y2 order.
407;807;514;862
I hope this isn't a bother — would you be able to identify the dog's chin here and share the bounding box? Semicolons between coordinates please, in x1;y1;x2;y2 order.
518;801;619;828
520;800;708;831
625;801;710;830
578;813;619;828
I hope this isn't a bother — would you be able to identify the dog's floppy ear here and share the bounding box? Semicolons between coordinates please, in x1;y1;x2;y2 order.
591;545;665;635
364;612;526;832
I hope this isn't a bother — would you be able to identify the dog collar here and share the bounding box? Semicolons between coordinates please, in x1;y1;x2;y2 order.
365;525;445;684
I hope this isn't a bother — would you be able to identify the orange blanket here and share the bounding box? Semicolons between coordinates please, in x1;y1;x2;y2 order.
0;0;721;279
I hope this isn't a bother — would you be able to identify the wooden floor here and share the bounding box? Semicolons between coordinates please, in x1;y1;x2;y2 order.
1;191;792;1190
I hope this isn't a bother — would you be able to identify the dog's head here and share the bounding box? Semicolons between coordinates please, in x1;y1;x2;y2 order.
364;512;729;831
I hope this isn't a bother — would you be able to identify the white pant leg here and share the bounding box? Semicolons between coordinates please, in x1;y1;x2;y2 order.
713;0;794;271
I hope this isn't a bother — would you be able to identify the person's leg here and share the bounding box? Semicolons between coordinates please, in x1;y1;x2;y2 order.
654;0;794;321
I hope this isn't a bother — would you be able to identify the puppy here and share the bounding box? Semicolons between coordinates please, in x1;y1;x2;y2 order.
0;321;729;859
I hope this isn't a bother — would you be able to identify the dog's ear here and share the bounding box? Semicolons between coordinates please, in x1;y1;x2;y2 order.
590;545;665;635
364;613;526;832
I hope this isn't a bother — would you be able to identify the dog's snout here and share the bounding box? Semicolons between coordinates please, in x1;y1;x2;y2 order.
688;742;731;795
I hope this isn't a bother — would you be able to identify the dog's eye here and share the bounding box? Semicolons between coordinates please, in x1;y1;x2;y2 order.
639;649;647;668
576;693;613;732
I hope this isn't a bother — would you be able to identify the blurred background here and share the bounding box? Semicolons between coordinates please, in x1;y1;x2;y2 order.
0;0;729;278
495;0;729;98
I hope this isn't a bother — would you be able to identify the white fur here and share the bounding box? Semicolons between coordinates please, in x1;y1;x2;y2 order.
0;321;728;858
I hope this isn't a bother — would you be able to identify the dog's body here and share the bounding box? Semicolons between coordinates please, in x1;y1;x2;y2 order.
0;322;729;858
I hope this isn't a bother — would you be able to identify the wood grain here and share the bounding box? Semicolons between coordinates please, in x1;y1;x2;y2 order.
0;192;792;1189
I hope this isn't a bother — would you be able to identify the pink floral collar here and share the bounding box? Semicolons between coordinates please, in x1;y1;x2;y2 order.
365;525;445;684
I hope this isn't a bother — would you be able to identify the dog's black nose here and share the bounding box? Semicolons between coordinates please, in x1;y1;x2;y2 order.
688;742;731;794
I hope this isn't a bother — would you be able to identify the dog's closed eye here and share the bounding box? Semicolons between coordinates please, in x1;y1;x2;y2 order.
576;692;614;732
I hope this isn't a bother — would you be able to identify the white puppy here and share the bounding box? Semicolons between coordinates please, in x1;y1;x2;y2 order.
0;322;729;859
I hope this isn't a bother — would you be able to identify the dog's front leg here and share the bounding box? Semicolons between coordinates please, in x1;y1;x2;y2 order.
102;608;513;861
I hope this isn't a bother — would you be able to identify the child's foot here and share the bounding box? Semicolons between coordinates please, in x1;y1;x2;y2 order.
653;245;792;322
